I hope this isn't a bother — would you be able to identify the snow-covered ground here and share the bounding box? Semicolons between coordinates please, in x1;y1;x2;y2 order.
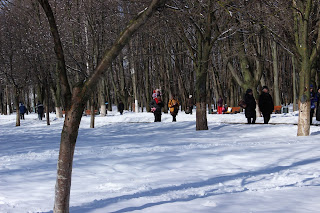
1;107;320;213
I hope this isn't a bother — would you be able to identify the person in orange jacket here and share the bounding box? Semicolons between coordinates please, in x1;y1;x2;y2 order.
168;94;180;122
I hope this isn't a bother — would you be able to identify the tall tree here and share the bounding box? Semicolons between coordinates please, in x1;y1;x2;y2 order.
170;0;228;130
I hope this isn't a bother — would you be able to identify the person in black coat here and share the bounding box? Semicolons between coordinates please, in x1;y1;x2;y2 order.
150;91;164;122
258;86;274;124
37;101;44;120
118;101;124;115
244;89;256;124
310;85;318;124
316;86;320;121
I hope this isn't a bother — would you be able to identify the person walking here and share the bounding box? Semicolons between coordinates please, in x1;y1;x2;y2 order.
316;86;320;121
168;95;180;122
150;90;164;122
187;95;194;114
118;101;124;115
244;89;256;124
19;103;27;120
37;101;44;120
310;85;318;124
258;86;274;124
217;97;223;114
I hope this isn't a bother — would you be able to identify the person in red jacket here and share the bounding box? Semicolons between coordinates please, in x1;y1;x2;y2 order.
150;90;164;122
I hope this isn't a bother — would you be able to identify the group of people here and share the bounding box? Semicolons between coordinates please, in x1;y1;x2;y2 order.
18;101;44;120
244;86;274;124
119;85;320;124
150;89;181;122
149;89;193;122
244;85;320;125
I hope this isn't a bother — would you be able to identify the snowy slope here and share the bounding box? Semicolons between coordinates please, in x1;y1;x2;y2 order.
0;108;320;213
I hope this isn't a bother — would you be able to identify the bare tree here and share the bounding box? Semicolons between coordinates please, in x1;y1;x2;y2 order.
37;0;167;211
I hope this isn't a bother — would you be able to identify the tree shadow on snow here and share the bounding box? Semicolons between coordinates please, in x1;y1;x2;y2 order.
310;130;320;136
44;157;320;213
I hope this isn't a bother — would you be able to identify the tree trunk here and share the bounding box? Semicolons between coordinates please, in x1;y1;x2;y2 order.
6;85;10;115
54;98;84;212
196;102;208;130
46;81;51;126
297;58;311;136
90;99;95;129
292;56;297;111
297;101;310;136
99;79;106;116
144;53;151;112
15;88;20;127
271;40;281;106
294;0;316;136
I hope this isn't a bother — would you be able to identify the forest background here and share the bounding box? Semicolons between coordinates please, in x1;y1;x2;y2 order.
1;0;320;212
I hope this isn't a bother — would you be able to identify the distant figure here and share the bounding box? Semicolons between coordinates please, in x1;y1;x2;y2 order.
244;89;256;124
222;104;228;113
259;86;274;124
217;97;223;114
150;89;164;122
316;86;320;121
118;101;124;115
310;85;318;124
168;95;180;122
37;101;44;120
19;103;27;120
187;95;194;114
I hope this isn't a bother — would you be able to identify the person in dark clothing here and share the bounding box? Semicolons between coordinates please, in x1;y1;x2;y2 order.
258;86;274;124
150;90;164;122
118;101;124;115
310;85;318;124
187;95;194;114
316;86;320;121
19;103;27;120
37;101;44;120
244;89;256;124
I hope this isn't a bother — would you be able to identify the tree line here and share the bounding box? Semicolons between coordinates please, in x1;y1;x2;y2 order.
1;1;320;133
1;0;320;212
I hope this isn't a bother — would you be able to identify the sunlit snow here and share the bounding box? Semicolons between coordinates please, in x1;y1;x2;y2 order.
1;107;320;212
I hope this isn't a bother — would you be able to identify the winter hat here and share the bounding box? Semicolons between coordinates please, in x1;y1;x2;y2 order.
246;89;253;94
262;86;269;90
310;84;314;88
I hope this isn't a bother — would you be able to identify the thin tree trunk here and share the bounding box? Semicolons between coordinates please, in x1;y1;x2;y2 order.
90;96;95;128
6;85;10;115
271;40;281;106
46;79;50;126
292;56;297;111
99;79;106;116
15;88;20;126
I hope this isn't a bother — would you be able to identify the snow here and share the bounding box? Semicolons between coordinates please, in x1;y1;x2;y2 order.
1;107;320;213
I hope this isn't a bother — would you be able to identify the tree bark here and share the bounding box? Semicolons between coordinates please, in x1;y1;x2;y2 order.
271;40;281;106
292;56;297;111
90;97;95;129
14;88;20;127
